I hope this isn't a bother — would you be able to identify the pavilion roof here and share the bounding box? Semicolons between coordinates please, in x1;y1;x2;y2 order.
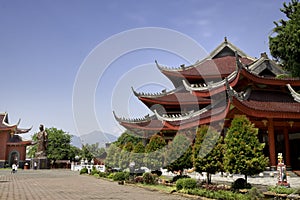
156;38;254;87
227;85;300;119
132;86;212;109
114;98;228;131
0;112;32;134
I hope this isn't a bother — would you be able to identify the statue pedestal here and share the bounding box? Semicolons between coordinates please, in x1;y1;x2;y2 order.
33;157;49;169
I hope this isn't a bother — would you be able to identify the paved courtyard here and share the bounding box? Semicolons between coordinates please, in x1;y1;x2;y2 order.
0;169;192;200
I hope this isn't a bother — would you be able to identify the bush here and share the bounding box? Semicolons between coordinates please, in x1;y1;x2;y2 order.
268;185;295;194
107;173;115;179
112;172;130;181
181;188;251;200
98;172;109;178
134;176;144;183
176;178;185;190
143;172;156;184
231;178;251;190
176;178;197;190
171;175;191;183
248;187;264;199
90;169;99;176
80;167;88;175
93;174;100;179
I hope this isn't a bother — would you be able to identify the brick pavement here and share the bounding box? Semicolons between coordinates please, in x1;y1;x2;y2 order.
0;170;193;200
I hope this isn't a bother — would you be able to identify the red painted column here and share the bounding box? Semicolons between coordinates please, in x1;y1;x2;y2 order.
283;127;291;168
268;118;276;167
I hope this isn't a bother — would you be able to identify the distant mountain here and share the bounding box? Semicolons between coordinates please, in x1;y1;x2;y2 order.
71;131;118;148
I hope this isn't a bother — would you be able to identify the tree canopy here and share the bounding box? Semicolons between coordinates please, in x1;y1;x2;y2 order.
193;125;224;184
269;0;300;76
28;127;79;165
224;115;268;182
165;133;193;172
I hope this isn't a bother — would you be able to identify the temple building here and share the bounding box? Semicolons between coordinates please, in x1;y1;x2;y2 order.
0;112;32;168
114;38;300;170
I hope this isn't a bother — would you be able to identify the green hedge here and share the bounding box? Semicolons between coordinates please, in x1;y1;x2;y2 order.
142;172;157;184
80;167;88;174
176;178;197;190
112;172;130;181
182;188;251;200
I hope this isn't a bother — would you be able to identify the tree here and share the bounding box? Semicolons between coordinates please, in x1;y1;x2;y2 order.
193;125;224;184
269;0;300;76
224;115;269;183
105;144;120;169
29;127;75;165
82;143;105;158
118;142;134;170
144;134;166;170
165;133;193;173
114;131;142;148
130;142;145;170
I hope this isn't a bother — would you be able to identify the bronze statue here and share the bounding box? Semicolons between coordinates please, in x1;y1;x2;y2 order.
36;124;48;157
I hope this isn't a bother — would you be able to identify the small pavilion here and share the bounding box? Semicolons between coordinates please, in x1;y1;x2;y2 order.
0;112;32;168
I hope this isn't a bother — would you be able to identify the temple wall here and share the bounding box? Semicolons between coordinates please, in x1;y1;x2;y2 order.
0;131;10;160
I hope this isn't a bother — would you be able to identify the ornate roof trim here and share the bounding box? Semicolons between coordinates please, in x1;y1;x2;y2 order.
226;83;252;101
113;111;153;123
1;112;17;128
155;60;195;72
183;68;238;92
208;38;255;60
247;55;285;76
154;97;224;122
132;85;181;98
287;84;300;103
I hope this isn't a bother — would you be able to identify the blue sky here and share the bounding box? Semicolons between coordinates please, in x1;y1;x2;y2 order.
0;0;286;140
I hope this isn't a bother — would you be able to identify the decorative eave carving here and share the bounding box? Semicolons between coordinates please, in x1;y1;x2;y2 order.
287;84;300;103
113;111;152;123
183;52;241;92
154;97;225;122
155;60;193;72
226;79;252;101
131;86;178;98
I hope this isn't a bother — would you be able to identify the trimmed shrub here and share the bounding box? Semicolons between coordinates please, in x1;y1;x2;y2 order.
176;178;197;190
80;167;88;175
176;178;185;190
107;173;115;179
248;187;264;199
268;185;295;194
134;176;144;183
231;178;251;190
113;172;130;181
171;175;191;183
143;172;156;184
183;178;197;189
90;169;99;176
99;172;109;178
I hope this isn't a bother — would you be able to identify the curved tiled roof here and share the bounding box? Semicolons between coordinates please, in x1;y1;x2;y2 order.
0;112;32;133
159;56;253;79
228;87;300;118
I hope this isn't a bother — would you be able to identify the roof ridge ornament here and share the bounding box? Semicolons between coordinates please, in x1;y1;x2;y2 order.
287;84;300;102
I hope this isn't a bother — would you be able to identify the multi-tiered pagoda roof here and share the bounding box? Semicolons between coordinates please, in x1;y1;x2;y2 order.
114;38;300;169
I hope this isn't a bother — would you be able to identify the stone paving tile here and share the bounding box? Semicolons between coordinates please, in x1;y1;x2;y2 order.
0;170;193;200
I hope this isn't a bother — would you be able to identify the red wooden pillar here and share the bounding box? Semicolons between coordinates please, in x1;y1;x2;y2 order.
268;118;276;167
283;127;291;168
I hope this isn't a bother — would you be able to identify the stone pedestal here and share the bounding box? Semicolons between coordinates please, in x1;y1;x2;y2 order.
33;157;49;169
